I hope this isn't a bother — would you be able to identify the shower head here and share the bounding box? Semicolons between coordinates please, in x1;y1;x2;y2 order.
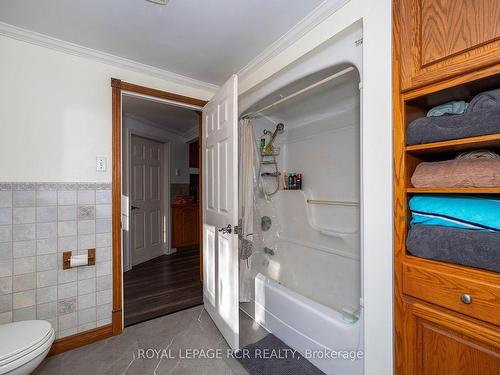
266;123;285;150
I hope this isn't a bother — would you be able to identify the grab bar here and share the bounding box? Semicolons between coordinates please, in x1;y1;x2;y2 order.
307;199;359;207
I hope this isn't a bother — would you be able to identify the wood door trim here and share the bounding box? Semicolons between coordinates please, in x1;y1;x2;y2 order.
111;78;207;337
198;112;203;281
112;79;208;108
111;81;122;335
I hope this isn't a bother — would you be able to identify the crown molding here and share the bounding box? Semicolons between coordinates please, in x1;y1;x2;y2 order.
183;126;199;143
237;0;349;82
0;21;219;94
123;112;197;142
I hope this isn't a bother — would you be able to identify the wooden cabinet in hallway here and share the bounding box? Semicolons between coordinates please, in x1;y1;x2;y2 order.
172;203;200;249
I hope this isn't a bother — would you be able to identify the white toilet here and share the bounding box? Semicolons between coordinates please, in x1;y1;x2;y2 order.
0;320;55;375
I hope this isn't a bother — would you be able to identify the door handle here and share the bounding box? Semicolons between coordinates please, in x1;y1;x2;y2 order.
131;205;140;210
218;224;232;234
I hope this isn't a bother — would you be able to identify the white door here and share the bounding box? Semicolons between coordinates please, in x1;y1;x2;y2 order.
130;135;163;266
202;75;239;349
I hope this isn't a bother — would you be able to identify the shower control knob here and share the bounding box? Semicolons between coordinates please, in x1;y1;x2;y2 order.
218;224;232;234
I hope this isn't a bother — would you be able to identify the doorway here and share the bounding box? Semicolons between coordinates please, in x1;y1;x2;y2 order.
111;80;206;329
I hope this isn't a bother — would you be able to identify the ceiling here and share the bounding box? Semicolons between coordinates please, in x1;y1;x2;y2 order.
0;0;325;85
122;95;199;138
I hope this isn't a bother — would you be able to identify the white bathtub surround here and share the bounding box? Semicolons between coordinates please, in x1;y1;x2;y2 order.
240;43;361;372
0;182;113;338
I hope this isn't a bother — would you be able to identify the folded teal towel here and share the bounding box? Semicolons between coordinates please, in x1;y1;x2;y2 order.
409;195;500;232
427;100;468;117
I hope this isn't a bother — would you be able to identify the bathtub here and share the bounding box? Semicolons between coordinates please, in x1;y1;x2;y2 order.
240;272;363;375
252;237;360;313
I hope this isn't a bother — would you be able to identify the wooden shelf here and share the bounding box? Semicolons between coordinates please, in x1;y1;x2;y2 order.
405;133;500;155
403;254;499;280
407;187;500;194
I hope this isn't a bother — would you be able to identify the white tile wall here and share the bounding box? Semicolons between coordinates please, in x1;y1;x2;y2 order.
0;276;12;295
0;183;113;338
0;208;12;226
58;206;77;221
0;242;12;259
13;208;35;225
0;192;13;208
36;191;57;206
0;226;12;242
13;241;35;258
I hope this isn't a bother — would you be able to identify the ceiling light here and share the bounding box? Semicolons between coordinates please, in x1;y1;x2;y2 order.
146;0;169;5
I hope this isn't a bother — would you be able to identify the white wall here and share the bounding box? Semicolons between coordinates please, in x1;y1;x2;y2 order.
238;1;393;374
0;35;213;182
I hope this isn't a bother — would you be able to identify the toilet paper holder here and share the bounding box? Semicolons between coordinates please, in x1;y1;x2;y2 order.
63;249;96;269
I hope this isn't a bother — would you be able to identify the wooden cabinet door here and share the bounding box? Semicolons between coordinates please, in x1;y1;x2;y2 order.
181;206;198;246
395;0;500;91
172;206;200;249
402;301;500;375
172;207;183;248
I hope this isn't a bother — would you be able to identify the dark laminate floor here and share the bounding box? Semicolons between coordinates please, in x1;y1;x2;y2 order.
124;248;203;327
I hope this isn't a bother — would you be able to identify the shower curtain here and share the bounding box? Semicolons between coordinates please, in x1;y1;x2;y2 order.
239;118;257;302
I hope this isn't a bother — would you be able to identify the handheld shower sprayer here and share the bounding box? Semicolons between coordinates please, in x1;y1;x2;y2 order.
264;123;285;153
259;122;285;198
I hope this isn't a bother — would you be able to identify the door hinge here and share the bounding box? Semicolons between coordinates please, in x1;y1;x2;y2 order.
234;225;241;235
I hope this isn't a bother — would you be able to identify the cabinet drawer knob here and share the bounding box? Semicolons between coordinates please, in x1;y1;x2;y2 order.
460;294;472;304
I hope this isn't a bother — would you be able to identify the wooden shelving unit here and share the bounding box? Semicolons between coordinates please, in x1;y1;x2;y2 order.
393;5;500;368
395;73;500;371
405;133;500;155
406;187;500;194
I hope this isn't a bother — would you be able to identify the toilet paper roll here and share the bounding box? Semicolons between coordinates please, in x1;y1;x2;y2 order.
70;255;88;267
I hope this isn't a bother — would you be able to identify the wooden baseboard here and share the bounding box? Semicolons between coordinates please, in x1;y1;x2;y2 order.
48;324;113;356
112;310;123;335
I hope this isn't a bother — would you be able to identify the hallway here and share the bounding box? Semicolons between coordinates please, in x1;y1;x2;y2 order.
123;248;203;326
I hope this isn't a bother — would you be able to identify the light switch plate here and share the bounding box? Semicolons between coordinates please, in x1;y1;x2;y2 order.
96;157;107;172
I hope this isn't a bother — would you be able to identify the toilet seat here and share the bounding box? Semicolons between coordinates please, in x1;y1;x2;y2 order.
0;320;54;370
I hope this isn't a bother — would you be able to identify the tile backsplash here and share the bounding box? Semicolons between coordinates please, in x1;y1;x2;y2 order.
0;182;112;339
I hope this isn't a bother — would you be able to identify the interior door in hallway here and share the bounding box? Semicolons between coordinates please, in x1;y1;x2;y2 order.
130;135;163;266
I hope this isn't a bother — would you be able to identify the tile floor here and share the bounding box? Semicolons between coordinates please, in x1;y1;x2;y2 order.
34;305;267;375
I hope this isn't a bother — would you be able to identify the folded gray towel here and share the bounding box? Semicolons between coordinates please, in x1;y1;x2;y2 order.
467;88;500;113
406;224;500;272
406;107;500;145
